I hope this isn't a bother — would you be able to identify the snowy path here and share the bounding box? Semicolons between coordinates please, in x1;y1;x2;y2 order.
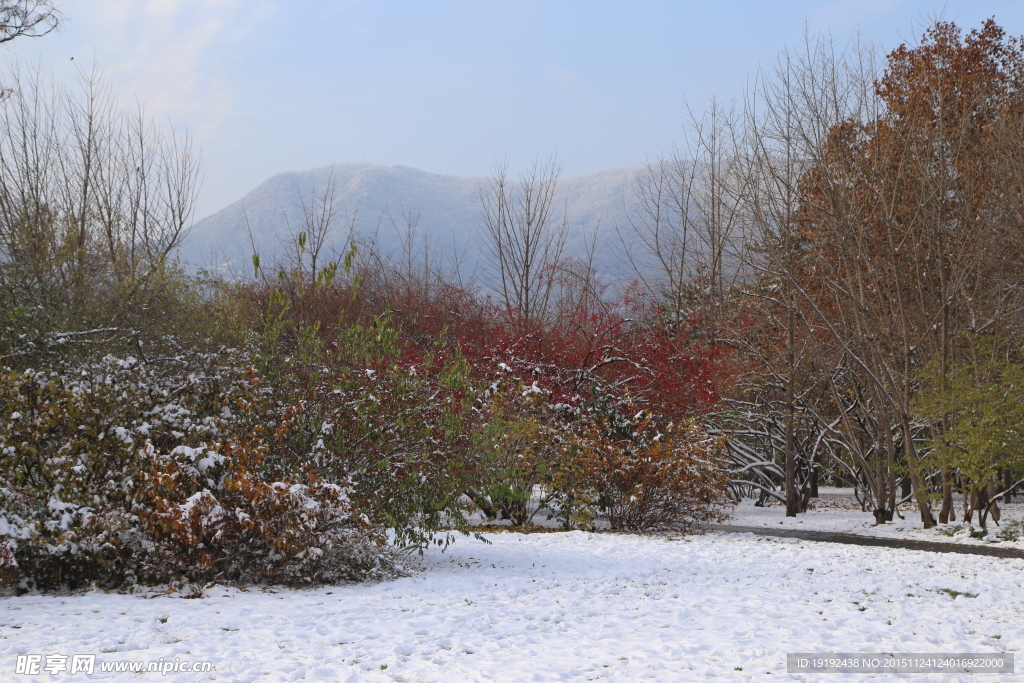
708;523;1024;558
2;530;1023;681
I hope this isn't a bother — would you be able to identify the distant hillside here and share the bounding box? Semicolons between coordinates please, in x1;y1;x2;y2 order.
179;162;642;277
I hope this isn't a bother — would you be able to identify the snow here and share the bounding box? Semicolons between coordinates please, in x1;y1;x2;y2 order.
3;528;1023;681
724;488;1024;550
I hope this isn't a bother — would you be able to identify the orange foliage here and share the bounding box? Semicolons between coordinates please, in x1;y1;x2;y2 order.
572;415;733;531
133;434;381;585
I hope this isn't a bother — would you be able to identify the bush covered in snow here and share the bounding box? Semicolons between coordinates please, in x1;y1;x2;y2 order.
0;241;742;590
462;372;734;531
244;313;486;550
0;353;390;589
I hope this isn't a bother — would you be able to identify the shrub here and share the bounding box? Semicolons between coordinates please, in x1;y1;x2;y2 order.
0;534;16;589
0;354;237;588
997;520;1024;542
132;436;385;585
245;309;485;549
0;352;388;590
573;413;733;531
468;379;574;526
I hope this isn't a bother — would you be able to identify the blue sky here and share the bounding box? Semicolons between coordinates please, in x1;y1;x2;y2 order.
12;1;1024;219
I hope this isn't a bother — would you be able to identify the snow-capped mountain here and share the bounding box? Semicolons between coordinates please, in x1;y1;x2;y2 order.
179;162;642;277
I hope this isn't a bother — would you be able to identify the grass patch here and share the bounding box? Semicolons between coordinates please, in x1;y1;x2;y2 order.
937;524;987;539
936;588;978;599
998;521;1024;542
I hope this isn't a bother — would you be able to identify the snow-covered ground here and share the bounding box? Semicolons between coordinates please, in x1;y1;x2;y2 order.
2;528;1023;681
724;487;1024;550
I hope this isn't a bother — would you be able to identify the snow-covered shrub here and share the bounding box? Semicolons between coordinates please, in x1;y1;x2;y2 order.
0;354;230;587
572;414;733;531
132;436;385;585
0;535;16;588
468;379;575;526
0;353;388;589
246;312;484;549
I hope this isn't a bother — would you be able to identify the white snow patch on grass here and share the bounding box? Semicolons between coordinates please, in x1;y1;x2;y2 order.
1;530;1022;681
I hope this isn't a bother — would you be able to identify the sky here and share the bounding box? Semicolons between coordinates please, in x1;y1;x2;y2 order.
9;0;1024;220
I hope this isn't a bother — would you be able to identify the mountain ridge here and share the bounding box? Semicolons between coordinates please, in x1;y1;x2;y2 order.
179;162;642;276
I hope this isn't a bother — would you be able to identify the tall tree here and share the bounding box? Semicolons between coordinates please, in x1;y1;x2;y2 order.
481;156;568;326
788;20;1024;527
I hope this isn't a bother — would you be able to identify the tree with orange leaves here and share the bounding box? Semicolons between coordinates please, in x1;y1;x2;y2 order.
786;19;1024;527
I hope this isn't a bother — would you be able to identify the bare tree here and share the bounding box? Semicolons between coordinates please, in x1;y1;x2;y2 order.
0;64;201;358
273;167;357;286
733;29;926;523
0;1;59;45
619;99;747;339
481;155;569;325
618;154;695;318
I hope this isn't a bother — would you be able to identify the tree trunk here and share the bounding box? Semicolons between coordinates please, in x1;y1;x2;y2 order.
939;469;953;524
965;489;977;525
784;306;801;517
987;477;1000;526
902;418;935;528
976;487;990;529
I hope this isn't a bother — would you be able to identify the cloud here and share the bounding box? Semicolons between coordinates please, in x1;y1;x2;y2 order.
67;0;274;132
